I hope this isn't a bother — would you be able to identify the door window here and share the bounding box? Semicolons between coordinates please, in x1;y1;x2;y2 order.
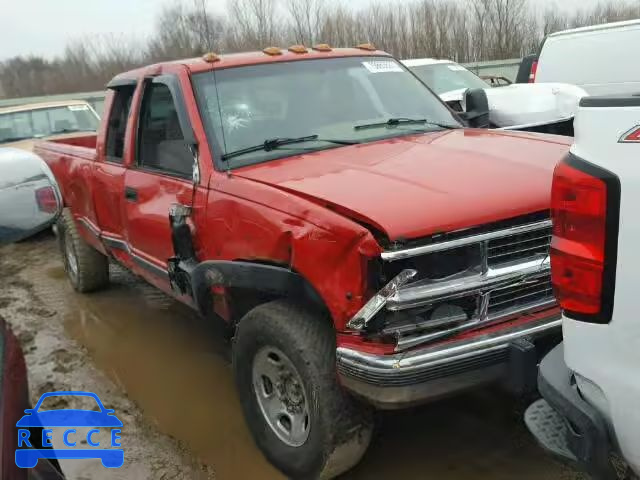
105;86;136;163
137;83;193;178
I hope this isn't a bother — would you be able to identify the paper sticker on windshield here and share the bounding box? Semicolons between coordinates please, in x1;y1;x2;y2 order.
68;105;89;111
362;60;403;73
447;65;466;71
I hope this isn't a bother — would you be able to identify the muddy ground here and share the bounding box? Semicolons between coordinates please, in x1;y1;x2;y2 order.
0;234;584;480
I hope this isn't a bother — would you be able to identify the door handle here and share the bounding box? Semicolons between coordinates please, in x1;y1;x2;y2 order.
124;187;138;202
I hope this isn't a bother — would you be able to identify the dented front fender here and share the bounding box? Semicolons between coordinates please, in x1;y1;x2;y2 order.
198;174;383;329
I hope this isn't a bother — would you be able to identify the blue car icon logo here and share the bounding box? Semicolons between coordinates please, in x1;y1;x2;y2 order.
15;391;123;469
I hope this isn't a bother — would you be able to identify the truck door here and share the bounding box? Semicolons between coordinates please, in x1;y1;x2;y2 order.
122;75;199;283
92;82;137;256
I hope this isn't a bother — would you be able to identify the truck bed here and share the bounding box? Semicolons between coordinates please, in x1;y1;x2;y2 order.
35;134;97;161
34;134;99;239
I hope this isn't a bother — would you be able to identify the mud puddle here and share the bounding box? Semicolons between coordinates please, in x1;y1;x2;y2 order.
43;265;281;480
1;235;583;479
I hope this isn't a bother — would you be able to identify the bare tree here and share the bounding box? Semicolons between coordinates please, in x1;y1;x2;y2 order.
542;8;568;35
318;4;361;48
287;0;324;45
147;3;225;61
226;0;283;51
3;0;640;99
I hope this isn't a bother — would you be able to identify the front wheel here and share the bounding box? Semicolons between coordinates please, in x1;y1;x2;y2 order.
233;300;373;479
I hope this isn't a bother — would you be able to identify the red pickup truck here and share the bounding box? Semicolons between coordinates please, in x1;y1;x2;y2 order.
37;46;571;478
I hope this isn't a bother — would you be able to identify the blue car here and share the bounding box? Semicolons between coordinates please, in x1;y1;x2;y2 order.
15;391;123;469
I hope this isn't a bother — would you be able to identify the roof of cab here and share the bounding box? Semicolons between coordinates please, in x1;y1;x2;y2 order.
0;100;92;115
548;18;640;38
109;47;391;83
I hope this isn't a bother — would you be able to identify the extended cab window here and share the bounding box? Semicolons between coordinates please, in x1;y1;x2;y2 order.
105;86;136;163
137;83;192;178
192;56;460;169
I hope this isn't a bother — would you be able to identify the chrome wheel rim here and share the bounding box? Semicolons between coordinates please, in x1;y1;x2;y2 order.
252;346;310;447
65;231;78;278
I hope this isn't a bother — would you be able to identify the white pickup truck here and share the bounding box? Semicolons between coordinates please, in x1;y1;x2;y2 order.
526;95;640;479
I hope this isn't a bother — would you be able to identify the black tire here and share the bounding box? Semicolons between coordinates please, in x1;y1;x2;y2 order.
57;208;109;292
233;300;373;479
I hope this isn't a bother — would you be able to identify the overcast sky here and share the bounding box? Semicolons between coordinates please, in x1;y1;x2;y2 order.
0;0;605;60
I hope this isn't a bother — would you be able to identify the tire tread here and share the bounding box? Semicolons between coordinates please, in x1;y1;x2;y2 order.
59;208;109;292
233;299;372;479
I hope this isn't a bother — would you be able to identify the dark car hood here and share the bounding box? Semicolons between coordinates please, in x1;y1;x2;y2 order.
233;129;571;241
16;410;123;427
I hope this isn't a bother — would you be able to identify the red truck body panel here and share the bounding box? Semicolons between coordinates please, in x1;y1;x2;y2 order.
233;128;571;241
36;49;571;348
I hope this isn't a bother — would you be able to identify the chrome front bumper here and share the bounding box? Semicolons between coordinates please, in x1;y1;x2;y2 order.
337;314;561;409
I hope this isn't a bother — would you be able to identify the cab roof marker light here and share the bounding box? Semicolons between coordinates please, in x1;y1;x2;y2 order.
202;52;221;63
312;44;332;52
346;269;417;330
263;47;283;56
356;43;376;51
288;45;308;54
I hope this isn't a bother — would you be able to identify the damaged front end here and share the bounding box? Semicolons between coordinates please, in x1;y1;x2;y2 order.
337;212;562;407
348;213;556;351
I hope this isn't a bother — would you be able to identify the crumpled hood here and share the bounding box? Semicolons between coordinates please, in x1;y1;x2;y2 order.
486;83;588;128
234;129;571;241
439;88;466;103
439;84;587;128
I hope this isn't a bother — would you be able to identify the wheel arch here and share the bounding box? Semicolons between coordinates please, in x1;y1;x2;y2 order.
190;260;329;326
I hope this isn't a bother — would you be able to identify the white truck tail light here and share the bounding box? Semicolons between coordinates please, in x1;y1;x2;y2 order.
550;155;620;323
528;61;538;83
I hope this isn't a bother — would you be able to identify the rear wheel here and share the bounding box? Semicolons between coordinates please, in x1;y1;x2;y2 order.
57;208;109;292
233;300;373;479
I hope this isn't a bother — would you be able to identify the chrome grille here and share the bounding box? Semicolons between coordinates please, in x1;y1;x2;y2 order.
370;215;556;351
487;226;551;265
488;277;554;315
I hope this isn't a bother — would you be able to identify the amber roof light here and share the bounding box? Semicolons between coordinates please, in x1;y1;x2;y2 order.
263;47;283;56
312;44;332;52
288;45;308;54
202;52;221;63
356;43;376;51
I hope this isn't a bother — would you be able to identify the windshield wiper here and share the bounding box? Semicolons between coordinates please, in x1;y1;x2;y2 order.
354;117;459;131
221;135;359;161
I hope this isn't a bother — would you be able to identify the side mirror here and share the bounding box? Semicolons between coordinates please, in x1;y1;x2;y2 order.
460;88;490;128
0;148;61;246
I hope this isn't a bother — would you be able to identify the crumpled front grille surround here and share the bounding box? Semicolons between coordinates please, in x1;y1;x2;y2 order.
378;215;555;351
